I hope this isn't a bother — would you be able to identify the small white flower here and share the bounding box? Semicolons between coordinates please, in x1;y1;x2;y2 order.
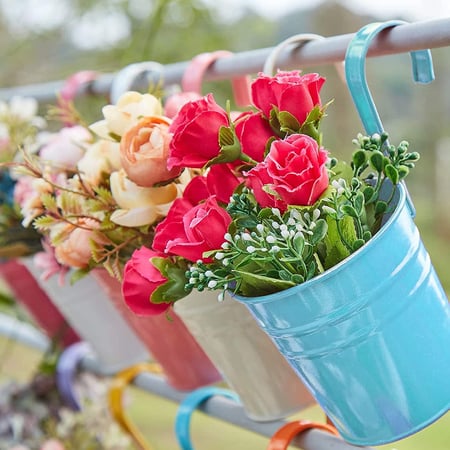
221;242;230;249
205;270;214;277
271;245;280;253
272;221;280;229
189;278;197;284
256;224;264;233
223;258;230;266
208;280;218;288
313;209;321;221
246;246;256;253
215;252;225;260
280;224;288;232
281;229;290;239
287;217;296;226
242;232;252;241
266;235;276;244
271;208;281;218
224;233;232;242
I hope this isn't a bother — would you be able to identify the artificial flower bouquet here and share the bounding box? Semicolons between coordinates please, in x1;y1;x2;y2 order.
119;70;420;314
12;90;192;282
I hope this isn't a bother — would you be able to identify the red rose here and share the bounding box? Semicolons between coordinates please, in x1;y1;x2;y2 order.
121;246;171;315
234;111;276;162
153;196;231;262
206;164;241;204
246;134;329;209
251;71;325;125
167;94;229;170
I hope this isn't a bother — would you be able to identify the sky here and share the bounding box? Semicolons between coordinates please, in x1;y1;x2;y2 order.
1;0;450;50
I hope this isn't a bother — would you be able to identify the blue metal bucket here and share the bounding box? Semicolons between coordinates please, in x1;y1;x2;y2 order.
234;183;450;445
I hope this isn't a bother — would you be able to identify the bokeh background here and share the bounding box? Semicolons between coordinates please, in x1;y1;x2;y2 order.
1;1;449;449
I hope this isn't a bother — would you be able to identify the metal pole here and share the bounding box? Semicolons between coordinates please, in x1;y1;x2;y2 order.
0;313;375;450
1;18;450;102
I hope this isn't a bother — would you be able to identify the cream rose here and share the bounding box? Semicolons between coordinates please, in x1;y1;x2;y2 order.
89;91;163;140
110;169;187;227
120;116;181;187
77;139;121;186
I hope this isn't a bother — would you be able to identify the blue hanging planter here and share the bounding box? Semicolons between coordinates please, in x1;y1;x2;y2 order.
233;182;450;445
234;20;450;446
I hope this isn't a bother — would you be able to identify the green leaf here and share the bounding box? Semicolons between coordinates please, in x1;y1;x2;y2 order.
32;215;57;231
41;193;58;213
375;201;388;215
310;219;328;245
328;160;353;184
269;107;282;135
362;185;376;203
323;215;357;269
292;233;305;255
340;204;359;219
218;126;235;147
384;163;399;184
233;270;295;297
278;111;301;134
352;239;365;251
354;191;365;216
398;166;410;179
205;126;241;167
369;151;384;172
352;149;367;169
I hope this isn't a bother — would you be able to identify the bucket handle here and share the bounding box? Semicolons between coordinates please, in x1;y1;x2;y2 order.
175;386;240;450
267;420;339;450
108;362;163;450
344;20;435;216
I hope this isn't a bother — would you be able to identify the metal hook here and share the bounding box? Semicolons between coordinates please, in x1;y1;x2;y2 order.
344;20;434;136
109;61;165;104
263;33;346;83
267;420;339;450
56;341;93;410
108;362;163;450
174;386;240;450
181;51;251;107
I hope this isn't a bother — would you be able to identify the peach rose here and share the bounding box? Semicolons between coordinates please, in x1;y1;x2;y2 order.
120;116;182;187
89;91;163;139
54;218;107;269
110;169;187;227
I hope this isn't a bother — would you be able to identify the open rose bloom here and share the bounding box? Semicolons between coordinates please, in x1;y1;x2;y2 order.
119;69;421;310
17;91;192;280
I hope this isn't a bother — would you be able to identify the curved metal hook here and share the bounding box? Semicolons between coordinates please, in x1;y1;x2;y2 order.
110;61;165;104
345;20;434;135
175;386;240;450
263;33;346;84
56;341;93;410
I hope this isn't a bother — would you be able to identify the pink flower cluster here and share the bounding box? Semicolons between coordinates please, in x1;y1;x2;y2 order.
122;71;330;315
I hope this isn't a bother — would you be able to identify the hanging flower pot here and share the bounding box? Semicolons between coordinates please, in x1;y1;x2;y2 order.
20;258;150;374
91;269;222;391
233;182;450;445
174;290;315;421
0;259;79;347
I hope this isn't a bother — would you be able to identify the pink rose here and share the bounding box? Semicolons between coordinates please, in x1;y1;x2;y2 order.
39;126;92;169
234;111;276;162
120;116;182;187
122;246;171;315
153;196;231;262
164;91;203;119
167;94;229;170
246;134;329;209
251;71;325;125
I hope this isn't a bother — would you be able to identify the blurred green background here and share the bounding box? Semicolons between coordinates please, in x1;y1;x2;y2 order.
1;1;449;449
